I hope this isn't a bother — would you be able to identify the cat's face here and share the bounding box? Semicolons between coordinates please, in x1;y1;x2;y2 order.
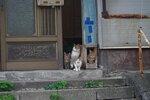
74;44;80;49
88;55;96;63
88;50;97;64
73;44;80;52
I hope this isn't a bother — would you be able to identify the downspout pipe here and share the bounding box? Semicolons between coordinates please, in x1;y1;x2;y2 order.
102;0;108;18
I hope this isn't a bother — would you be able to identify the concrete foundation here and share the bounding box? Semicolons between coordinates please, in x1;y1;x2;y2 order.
0;86;135;100
0;70;103;81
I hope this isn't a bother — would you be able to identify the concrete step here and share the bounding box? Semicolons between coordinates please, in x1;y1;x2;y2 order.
0;70;104;81
13;78;126;90
125;72;150;100
96;86;135;100
0;70;138;100
0;86;135;100
112;99;137;100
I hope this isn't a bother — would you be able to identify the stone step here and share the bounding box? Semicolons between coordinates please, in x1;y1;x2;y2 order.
13;78;126;90
125;72;150;100
112;99;137;100
0;70;104;81
0;86;135;100
96;86;135;100
0;70;137;100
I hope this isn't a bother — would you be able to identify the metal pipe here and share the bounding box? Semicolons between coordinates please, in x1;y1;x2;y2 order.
102;0;108;18
139;28;150;46
138;29;143;74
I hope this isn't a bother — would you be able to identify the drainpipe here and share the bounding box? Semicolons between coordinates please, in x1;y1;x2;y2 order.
138;28;143;74
102;0;108;18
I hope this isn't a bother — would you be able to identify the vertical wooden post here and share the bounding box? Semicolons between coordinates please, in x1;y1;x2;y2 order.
138;31;143;74
1;0;6;70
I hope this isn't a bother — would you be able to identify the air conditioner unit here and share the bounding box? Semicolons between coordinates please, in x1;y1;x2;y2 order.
37;0;64;6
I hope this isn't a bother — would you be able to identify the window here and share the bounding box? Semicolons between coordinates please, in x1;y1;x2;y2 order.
36;6;57;35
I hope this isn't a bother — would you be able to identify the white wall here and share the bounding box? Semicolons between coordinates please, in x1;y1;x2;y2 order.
97;0;150;48
107;0;150;16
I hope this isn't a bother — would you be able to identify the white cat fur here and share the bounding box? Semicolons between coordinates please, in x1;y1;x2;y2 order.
73;58;82;71
70;46;80;68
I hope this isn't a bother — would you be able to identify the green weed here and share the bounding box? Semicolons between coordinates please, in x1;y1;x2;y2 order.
49;93;64;100
0;94;16;100
83;81;96;88
98;81;104;88
45;80;68;90
83;81;104;88
0;80;15;92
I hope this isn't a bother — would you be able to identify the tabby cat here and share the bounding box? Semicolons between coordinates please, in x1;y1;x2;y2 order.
64;52;71;69
87;48;97;64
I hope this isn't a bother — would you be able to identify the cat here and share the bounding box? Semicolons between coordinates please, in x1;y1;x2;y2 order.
87;48;97;64
64;52;71;69
73;57;82;71
73;45;84;71
70;44;81;69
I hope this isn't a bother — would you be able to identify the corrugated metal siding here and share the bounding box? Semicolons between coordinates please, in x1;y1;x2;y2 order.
107;0;150;16
102;19;150;47
98;0;150;48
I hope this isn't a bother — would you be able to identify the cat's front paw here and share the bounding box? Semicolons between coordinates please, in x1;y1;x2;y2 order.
73;68;79;71
70;64;73;68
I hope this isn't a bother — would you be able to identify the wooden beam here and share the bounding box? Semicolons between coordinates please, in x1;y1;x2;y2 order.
6;36;58;42
6;61;58;70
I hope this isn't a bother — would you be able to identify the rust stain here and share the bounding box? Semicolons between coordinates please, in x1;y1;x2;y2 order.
125;42;129;45
104;14;149;19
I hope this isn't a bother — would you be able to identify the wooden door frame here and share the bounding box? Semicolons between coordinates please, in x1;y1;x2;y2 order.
0;0;6;70
0;0;63;70
57;7;63;69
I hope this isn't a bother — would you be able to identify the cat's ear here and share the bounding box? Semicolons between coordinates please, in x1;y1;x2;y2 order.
73;44;76;46
64;52;66;55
